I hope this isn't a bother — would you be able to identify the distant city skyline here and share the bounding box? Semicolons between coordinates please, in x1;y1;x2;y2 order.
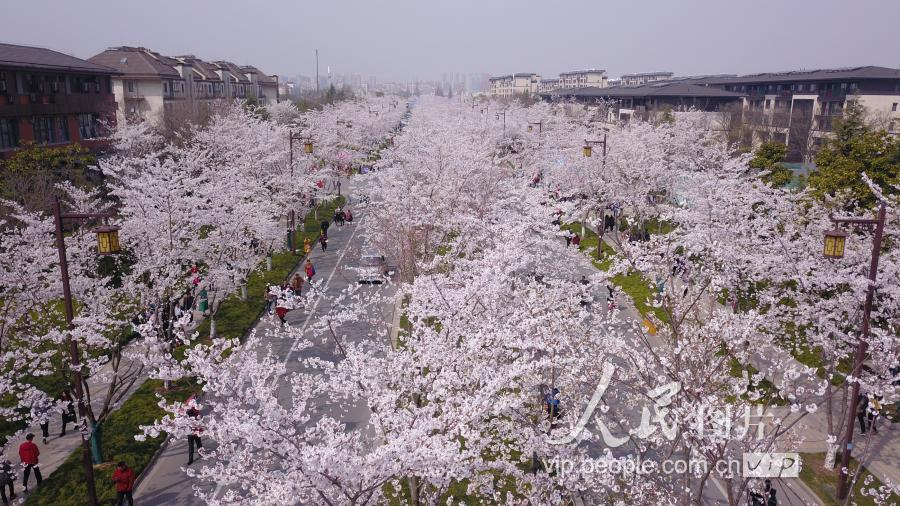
3;0;898;84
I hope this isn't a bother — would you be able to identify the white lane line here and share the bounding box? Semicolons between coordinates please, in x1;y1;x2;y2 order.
213;218;362;502
282;217;361;366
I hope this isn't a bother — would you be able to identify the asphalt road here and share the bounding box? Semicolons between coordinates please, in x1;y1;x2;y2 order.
135;186;398;505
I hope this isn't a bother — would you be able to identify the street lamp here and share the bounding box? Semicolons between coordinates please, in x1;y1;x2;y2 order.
94;224;121;254
288;130;314;254
826;203;887;500
527;121;543;135
583;135;608;158
496;109;507;136
823;229;848;258
52;197;120;506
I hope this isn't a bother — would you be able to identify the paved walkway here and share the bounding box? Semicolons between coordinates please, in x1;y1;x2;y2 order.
134;182;391;505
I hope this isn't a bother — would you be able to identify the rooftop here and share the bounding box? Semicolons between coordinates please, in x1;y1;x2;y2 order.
544;81;746;99
0;42;118;74
621;71;674;78
88;47;181;78
559;69;607;76
703;66;900;84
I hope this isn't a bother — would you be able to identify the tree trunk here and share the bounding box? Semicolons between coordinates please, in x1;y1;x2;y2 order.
266;256;272;271
89;421;103;464
210;318;217;339
241;284;248;301
408;476;420;506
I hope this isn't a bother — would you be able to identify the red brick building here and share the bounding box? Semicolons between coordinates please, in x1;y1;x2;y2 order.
0;43;119;158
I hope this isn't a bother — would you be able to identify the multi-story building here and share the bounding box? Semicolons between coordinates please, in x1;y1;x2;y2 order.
542;81;745;122
558;69;608;89
538;79;560;93
620;72;674;87
489;73;540;98
0;43;119;158
88;47;278;126
700;66;900;160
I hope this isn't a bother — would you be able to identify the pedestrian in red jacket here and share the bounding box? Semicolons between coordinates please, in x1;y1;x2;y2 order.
305;259;316;282
111;461;135;506
18;433;42;491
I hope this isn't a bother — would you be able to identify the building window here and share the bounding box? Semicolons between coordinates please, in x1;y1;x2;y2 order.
127;81;135;92
892;102;897;112
809;83;817;92
33;116;69;144
0;118;19;150
77;113;100;139
765;99;771;109
163;82;170;94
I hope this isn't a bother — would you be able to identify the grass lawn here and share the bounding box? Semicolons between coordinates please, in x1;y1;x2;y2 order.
798;452;898;506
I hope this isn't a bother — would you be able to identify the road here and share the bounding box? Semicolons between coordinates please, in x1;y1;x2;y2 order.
135;185;399;505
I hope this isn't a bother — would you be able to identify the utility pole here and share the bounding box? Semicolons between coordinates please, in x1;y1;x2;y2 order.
315;49;320;95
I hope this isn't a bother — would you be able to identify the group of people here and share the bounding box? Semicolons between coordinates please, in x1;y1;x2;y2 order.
333;206;353;227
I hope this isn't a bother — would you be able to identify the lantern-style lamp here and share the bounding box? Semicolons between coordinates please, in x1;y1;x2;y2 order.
823;229;848;258
94;224;121;254
303;141;313;154
527;124;534;133
583;144;593;157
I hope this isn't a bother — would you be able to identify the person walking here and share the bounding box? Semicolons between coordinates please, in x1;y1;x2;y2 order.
319;234;328;252
59;390;76;436
290;273;303;296
303;236;312;255
186;406;203;465
305;259;316;282
866;394;882;434
857;392;870;435
265;287;276;315
564;231;572;247
18;434;41;491
275;299;289;327
111;461;135;506
0;459;15;505
320;219;330;237
572;233;581;248
345;208;353;223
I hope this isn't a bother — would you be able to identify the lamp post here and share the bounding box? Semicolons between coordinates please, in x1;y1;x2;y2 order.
583;135;607;158
52;197;120;506
495;109;507;137
288;131;314;254
527;121;543;135
827;202;887;500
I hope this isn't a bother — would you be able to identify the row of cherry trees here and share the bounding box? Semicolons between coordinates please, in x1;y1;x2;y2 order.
0;98;406;461
137;96;897;505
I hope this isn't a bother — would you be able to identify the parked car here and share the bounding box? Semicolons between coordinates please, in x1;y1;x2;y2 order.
358;253;389;284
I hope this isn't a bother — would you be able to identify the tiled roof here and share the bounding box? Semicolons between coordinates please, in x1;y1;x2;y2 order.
621;71;674;78
0;43;118;74
88;47;180;78
241;65;277;84
213;61;251;83
560;69;606;76
702;66;900;84
545;82;746;99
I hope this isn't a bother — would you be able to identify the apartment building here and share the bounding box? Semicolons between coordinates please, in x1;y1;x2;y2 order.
620;72;674;87
0;43;119;158
700;66;900;160
559;69;608;89
542;81;745;122
88;47;279;125
489;73;540;98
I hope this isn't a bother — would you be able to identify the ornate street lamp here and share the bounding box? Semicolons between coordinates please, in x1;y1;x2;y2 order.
583;135;608;158
825;204;887;500
304;140;313;154
527;124;533;133
94;224;121;254
583;144;593;157
823;229;848;258
52;197;121;506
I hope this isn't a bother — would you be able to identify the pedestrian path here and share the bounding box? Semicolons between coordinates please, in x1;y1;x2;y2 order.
134;188;369;505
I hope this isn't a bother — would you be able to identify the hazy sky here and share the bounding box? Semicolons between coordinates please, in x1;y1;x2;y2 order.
4;0;899;82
